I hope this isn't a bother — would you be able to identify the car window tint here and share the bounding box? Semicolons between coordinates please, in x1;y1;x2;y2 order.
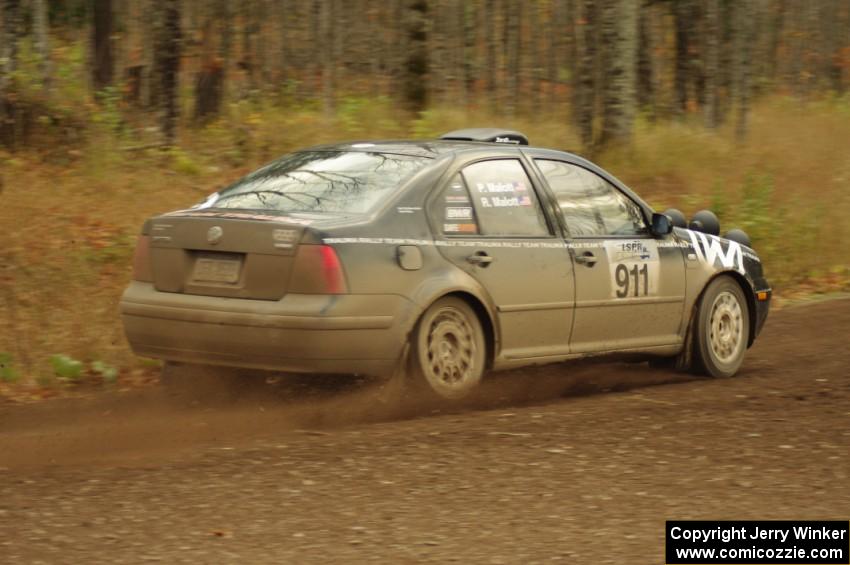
439;174;480;235
209;151;430;214
462;160;549;237
535;159;646;237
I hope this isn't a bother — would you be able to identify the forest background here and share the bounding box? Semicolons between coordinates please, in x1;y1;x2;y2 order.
1;0;849;388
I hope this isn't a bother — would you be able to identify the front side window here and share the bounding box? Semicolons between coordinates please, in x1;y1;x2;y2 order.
461;159;549;237
205;151;430;215
535;159;646;237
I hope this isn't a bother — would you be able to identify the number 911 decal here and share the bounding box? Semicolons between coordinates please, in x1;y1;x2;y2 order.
604;240;660;299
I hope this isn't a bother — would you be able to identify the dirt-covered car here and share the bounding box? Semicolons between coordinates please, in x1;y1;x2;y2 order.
120;128;771;400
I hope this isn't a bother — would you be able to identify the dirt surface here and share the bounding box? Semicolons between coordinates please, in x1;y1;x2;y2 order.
1;299;849;563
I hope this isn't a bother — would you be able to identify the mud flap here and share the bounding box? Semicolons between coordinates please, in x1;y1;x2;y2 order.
674;306;697;372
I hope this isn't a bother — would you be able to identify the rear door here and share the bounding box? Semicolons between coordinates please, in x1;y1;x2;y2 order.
532;159;686;352
432;158;575;361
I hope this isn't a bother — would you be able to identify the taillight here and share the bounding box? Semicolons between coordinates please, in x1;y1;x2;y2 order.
289;244;348;294
131;235;153;282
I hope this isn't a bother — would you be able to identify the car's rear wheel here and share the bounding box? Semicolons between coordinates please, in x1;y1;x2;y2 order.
694;276;750;378
409;297;486;401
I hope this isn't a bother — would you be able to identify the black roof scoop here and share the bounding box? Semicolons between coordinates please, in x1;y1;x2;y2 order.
440;128;529;146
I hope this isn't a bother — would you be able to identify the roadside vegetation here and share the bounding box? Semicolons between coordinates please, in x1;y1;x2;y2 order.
2;1;849;391
2;92;849;391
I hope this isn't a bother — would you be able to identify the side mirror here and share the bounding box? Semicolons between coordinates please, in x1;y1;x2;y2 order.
650;212;673;236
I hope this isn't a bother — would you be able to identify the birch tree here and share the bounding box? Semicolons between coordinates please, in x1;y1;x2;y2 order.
598;0;637;148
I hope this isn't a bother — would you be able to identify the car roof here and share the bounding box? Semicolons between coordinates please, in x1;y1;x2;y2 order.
301;140;479;158
302;139;582;161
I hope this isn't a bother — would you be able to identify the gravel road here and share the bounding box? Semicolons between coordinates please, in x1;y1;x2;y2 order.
1;298;848;563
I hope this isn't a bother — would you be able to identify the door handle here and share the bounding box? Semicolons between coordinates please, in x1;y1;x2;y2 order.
466;252;494;267
575;252;597;267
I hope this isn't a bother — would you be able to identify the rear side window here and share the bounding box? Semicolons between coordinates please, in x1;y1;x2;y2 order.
460;160;549;237
535;159;646;237
207;151;430;214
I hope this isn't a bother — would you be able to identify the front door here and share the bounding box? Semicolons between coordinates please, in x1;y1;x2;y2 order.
432;159;576;361
532;159;686;353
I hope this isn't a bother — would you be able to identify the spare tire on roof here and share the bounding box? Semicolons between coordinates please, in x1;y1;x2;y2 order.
723;228;752;248
662;208;687;229
691;210;720;236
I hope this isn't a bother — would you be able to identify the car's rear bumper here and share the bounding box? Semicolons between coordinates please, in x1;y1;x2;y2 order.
120;281;416;377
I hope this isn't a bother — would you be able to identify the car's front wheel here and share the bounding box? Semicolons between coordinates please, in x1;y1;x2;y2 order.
409;296;486;401
694;276;750;378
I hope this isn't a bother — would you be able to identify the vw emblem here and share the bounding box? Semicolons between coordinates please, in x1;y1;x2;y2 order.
207;226;223;245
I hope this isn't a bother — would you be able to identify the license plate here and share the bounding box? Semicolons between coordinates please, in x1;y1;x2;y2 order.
192;257;242;284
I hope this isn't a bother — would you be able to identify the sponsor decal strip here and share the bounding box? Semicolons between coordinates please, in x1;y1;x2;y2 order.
324;237;568;249
323;234;761;264
686;230;747;273
325;237;726;251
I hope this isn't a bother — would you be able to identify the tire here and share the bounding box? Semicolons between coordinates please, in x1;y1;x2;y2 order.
693;276;750;378
409;296;487;401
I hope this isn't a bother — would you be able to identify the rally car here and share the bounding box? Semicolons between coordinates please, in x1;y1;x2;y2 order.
120;128;771;400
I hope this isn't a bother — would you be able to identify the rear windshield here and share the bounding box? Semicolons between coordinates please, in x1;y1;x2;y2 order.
205;151;430;214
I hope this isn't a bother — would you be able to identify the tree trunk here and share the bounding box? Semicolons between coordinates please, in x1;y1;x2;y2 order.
278;0;291;88
218;0;233;106
574;0;597;152
785;0;803;96
155;0;181;145
258;0;272;88
598;0;637;149
734;1;754;141
636;1;654;118
457;0;471;111
92;0;115;92
485;0;498;111
239;0;256;97
503;0;521;118
564;0;577;104
140;0;155;108
824;0;847;94
402;0;429;113
389;0;404;97
0;0;21;147
767;0;784;88
716;0;734;125
0;0;20;95
692;2;706;109
672;0;693;117
429;0;445;105
702;0;720;129
33;0;51;89
547;0;563;105
194;10;223;121
320;0;336;117
528;1;541;114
